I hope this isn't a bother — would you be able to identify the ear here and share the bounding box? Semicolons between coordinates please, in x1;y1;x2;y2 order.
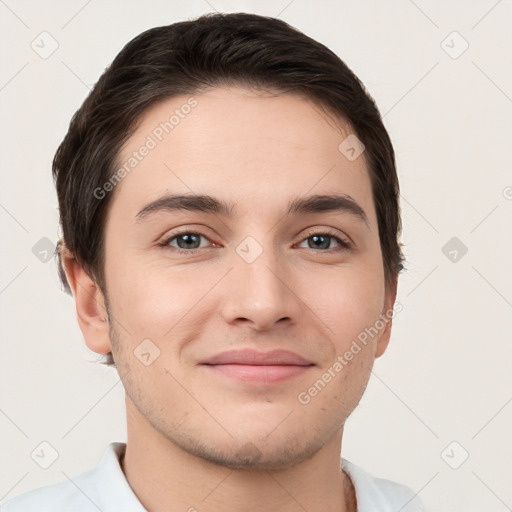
60;246;112;355
375;276;398;359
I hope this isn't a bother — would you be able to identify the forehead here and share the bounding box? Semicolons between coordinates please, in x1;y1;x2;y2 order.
112;86;375;224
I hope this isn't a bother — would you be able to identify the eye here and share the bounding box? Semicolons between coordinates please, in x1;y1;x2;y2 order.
159;230;214;254
297;229;351;251
158;228;352;255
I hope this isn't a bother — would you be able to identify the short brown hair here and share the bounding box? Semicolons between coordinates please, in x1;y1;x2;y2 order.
53;12;405;367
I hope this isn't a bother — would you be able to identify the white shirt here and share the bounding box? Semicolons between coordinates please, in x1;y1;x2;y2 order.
0;442;425;511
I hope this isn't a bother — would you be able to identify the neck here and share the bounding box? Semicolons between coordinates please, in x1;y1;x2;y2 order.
121;397;356;512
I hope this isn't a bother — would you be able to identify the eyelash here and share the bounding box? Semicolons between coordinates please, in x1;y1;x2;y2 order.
158;228;352;255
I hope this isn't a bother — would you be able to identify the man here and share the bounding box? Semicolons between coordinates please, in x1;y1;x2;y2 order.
1;12;425;512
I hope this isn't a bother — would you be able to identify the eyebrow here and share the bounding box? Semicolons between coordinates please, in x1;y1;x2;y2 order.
135;193;369;227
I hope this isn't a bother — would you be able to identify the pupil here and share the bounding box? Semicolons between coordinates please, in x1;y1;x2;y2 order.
178;234;199;249
311;235;329;249
176;234;332;251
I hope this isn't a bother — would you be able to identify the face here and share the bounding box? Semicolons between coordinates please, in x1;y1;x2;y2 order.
97;86;396;470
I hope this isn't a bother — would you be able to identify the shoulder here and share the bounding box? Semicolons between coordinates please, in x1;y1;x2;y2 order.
342;458;426;512
0;442;141;512
0;469;100;512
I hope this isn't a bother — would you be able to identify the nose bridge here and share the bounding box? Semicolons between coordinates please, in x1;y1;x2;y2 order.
221;234;301;329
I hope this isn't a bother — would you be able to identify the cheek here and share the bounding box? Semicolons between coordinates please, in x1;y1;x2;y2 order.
106;257;218;340
105;254;169;334
318;266;385;344
297;338;375;428
329;347;375;412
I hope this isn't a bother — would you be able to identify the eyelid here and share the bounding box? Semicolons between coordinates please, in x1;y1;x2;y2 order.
158;227;217;253
159;225;353;253
299;227;352;247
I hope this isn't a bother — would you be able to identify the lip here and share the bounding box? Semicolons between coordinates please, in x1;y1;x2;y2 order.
201;349;314;384
202;349;313;366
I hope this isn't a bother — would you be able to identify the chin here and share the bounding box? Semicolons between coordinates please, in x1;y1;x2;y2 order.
169;427;325;471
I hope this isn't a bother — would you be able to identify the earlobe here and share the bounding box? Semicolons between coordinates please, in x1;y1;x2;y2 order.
60;246;112;355
375;315;392;358
375;277;398;359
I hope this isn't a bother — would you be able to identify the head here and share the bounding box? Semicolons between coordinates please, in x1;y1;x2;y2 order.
56;12;405;470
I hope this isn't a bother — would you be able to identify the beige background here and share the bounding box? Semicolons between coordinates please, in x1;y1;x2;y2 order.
1;1;511;511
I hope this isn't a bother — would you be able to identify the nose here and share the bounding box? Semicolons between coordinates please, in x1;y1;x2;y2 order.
220;244;303;331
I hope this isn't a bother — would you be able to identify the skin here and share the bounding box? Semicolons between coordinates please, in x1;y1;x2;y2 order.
62;86;397;512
